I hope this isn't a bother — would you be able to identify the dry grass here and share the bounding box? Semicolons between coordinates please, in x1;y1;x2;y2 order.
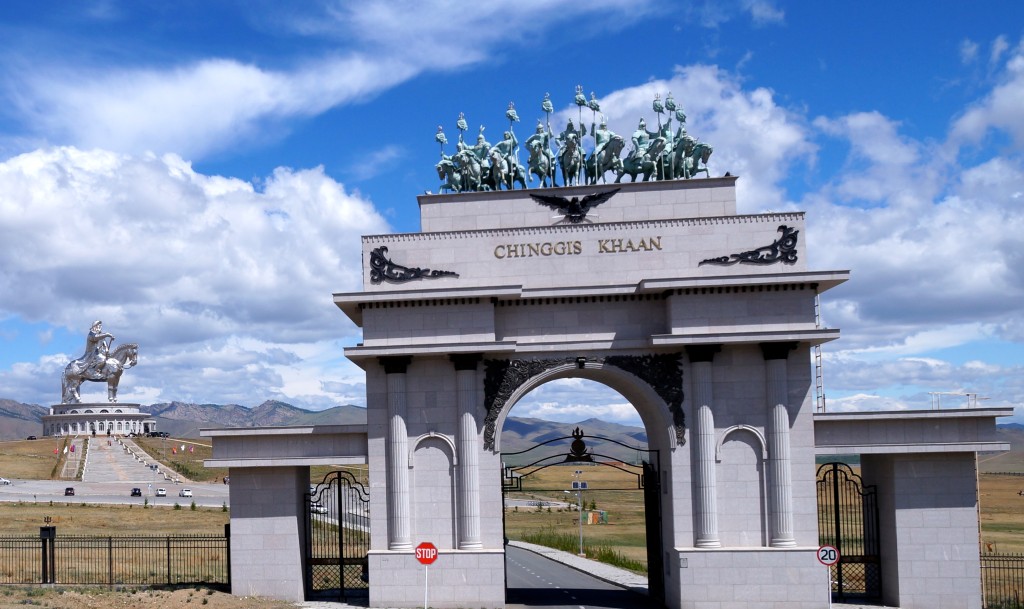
979;473;1024;554
504;463;650;565
0;438;68;480
0;587;297;609
0;502;229;536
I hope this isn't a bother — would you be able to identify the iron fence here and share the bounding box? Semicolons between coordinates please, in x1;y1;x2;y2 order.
0;526;229;588
984;553;1024;609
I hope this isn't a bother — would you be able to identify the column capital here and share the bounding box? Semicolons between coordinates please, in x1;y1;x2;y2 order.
759;342;797;361
379;356;412;375
685;345;721;363
449;353;483;371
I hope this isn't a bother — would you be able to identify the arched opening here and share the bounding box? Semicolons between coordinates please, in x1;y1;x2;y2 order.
497;368;672;607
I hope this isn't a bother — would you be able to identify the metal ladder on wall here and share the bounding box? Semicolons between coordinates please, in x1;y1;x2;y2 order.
814;294;826;413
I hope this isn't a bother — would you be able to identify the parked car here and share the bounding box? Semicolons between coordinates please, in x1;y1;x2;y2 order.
310;502;328;514
26;435;36;440
130;488;142;497
64;487;75;496
0;477;10;485
156;488;167;497
179;489;193;498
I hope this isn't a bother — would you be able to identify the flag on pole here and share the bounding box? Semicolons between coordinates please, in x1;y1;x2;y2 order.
189;445;194;453
54;448;58;454
172;447;177;454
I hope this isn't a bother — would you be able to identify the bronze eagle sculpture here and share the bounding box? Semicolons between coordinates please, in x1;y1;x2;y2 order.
529;188;620;224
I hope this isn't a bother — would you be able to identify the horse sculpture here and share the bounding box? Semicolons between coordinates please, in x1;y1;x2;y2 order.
617;137;666;183
61;342;138;404
436;157;462;193
559;137;584;187
527;142;557;188
681;141;714;179
585;135;624;185
486;150;527;191
454;150;485;192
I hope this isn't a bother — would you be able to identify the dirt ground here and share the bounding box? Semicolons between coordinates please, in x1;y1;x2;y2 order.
0;587;300;609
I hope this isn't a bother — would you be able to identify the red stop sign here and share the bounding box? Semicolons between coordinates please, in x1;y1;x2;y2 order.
415;542;438;565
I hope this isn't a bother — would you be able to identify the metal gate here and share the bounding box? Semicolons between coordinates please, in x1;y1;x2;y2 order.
501;427;663;601
817;462;881;602
305;470;370;602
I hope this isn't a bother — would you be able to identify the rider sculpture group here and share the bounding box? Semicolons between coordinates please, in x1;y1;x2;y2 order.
435;89;713;193
61;321;138;404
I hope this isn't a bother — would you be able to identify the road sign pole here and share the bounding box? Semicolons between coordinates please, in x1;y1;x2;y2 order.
424;563;429;609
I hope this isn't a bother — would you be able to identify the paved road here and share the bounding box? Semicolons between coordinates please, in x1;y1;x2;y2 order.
0;436;229;508
505;544;660;609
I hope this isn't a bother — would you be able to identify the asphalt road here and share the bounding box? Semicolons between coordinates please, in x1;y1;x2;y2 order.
0;437;230;508
505;545;661;609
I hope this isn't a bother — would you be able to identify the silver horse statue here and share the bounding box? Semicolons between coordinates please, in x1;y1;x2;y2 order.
61;321;139;403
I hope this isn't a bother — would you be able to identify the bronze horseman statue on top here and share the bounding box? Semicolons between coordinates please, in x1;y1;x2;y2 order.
434;87;714;193
61;321;138;403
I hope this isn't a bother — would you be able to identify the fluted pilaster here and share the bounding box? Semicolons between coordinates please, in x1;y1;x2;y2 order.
761;343;796;548
451;354;483;549
381;356;412;551
686;345;721;549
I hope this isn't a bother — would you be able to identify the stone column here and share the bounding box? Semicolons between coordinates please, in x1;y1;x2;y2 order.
381;356;413;551
687;345;721;548
761;343;797;548
451;353;483;549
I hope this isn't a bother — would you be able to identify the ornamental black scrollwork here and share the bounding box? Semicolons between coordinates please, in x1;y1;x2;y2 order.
605;353;685;445
483;358;569;450
698;225;799;267
369;246;459;284
482;353;685;451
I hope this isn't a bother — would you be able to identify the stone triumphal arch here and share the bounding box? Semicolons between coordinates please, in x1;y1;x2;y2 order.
205;173;1010;609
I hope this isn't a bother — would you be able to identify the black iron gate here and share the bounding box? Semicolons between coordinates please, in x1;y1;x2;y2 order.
501;427;663;602
304;470;370;602
816;462;881;602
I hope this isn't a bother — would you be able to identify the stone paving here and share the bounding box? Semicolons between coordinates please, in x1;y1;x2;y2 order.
294;541;897;608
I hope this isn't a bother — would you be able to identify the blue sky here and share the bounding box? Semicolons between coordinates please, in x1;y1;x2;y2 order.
0;1;1021;425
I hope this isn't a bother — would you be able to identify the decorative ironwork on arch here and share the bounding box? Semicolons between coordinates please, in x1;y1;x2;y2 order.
482;353;684;451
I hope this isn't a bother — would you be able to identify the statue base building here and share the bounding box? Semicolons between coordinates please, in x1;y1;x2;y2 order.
43;403;156;437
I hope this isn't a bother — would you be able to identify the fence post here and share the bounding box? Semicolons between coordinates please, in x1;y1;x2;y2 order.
224;523;231;588
166;537;172;586
39;526;56;584
108;537;113;588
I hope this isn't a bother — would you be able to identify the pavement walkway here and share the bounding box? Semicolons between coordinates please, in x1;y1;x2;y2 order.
295;541;896;608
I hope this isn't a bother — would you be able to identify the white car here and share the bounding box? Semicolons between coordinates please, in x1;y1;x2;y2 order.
0;477;10;485
179;488;193;498
310;502;328;514
155;488;167;497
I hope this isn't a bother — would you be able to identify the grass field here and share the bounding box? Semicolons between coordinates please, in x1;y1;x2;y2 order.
0;502;229;536
0;437;69;479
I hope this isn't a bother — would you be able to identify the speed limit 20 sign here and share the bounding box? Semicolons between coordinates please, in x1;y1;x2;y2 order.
817;545;840;566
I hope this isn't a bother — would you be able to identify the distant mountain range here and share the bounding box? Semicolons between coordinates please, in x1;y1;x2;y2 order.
0;399;648;462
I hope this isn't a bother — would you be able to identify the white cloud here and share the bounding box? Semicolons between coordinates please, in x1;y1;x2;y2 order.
2;0;648;161
960;39;979;64
951;40;1024;146
0;147;387;407
991;35;1010;65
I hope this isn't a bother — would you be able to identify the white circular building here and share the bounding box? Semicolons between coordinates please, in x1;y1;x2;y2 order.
43;403;156;437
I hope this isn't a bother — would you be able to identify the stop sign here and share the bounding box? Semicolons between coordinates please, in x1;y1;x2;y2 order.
415;542;438;565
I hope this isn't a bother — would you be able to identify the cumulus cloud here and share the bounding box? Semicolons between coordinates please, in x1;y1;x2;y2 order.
0;147;387;406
